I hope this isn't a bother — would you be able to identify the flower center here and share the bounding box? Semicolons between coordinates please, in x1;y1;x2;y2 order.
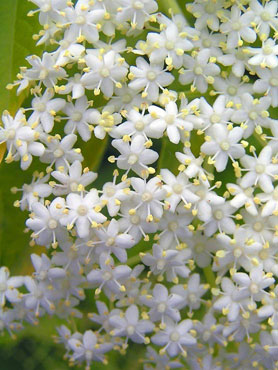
261;11;271;21
194;66;203;75
244;187;253;197
189;293;197;303
128;154;138;165
48;219;58;229
70;182;78;192
213;210;224;221
133;1;143;9
233;247;242;258
105;186;116;197
170;331;180;342
147;71;157;81
122;93;132;103
195;243;204;253
72;111;83;122
76;15;86;25
6;129;16;140
168;221;178;231
232;21;241;31
157;302;167;313
255;163;265;174
77;205;88;216
100;67;110;78
131;215;140;225
106;237;115;246
259;250;268;260
135;120;145;131
165;114;176;125
227;86;237;96
248;111;258;120
142;192;153;202
165;41;174;50
102;271;112;281
203;39;212;48
210;113;220;124
53;148;64;158
253;221;264;232
263;45;273;55
34;102;46;112
220;141;230;151
173;183;183;194
249;283;259;295
127;325;135;335
157;259;166;270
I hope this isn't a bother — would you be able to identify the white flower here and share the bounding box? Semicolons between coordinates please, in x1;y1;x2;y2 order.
65;3;105;43
109;304;154;344
116;0;158;30
231;93;271;138
240;146;278;193
51;160;97;195
28;89;66;133
179;49;220;93
26;197;66;247
0;110;45;170
151;318;196;357
257;186;278;216
13;172;52;211
186;0;226;31
100;174;130;217
68;330;112;367
140;283;184;323
201;124;245;172
61;190;107;238
250;0;278;38
148;101;193;144
87;253;131;295
94;219;135;262
253;67;278;107
130;176;166;221
24;53;67;88
227;183;258;216
0;267;23;306
89;105;122;140
62;96;95;141
247;38;278;68
81;50;128;97
161;169;199;211
111;135;159;177
219;5;256;48
233;266;274;303
129;58;174;102
40;133;83;171
114;109;160;140
213;277;250;322
147;22;193;69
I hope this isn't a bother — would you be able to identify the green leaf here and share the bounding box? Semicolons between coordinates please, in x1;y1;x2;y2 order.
0;0;42;116
158;136;183;174
82;136;109;172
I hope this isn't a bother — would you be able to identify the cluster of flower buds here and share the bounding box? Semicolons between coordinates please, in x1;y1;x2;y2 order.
2;0;278;368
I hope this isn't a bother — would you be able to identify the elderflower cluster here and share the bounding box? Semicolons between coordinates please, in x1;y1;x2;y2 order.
2;0;278;368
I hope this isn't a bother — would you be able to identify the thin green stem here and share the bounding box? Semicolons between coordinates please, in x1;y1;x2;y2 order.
204;266;216;288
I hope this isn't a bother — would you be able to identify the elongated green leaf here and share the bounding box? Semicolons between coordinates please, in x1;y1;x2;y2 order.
0;0;43;269
0;0;42;115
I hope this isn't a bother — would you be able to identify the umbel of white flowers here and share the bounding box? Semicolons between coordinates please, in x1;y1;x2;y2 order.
2;0;278;368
